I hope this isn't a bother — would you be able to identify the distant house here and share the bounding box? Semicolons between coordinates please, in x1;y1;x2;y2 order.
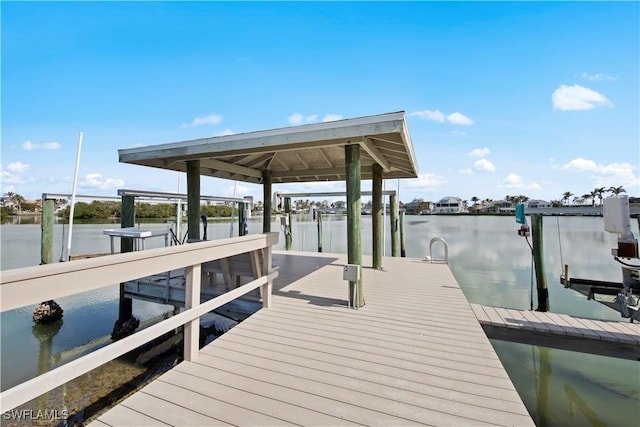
432;197;466;214
404;199;431;215
481;200;514;214
525;199;552;209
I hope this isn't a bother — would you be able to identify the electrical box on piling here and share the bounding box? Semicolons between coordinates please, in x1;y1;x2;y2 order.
343;264;360;282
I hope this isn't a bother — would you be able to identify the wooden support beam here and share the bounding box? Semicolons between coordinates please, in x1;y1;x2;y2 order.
293;151;309;169
284;197;292;250
238;202;248;236
319;148;334;167
201;158;262;179
400;210;406;257
119;195;135;321
532;214;549;311
262;170;272;233
272;166;374;179
346;144;364;307
360;137;390;171
372;165;383;269
186;160;201;242
390;193;400;257
41;197;55;265
317;210;323;253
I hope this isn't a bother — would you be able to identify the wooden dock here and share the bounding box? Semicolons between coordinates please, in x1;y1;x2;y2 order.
471;303;640;361
90;252;533;426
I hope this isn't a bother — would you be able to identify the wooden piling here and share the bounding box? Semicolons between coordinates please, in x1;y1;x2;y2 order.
400;210;406;257
284;197;292;250
238;202;248;236
346;144;364;307
390;193;400;257
262;170;272;233
317;210;323;252
186;160;201;242
372;164;383;269
41;197;54;265
119;195;135;321
531;214;549;312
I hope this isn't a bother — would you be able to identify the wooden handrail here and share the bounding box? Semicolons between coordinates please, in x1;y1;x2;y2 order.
1;232;279;312
0;232;279;412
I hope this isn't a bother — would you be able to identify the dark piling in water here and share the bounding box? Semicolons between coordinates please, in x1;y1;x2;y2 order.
531;214;549;312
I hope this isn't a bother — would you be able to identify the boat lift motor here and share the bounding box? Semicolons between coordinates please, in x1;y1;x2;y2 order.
515;203;530;237
604;196;640;318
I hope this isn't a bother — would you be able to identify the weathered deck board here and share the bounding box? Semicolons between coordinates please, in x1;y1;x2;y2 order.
92;252;533;426
472;303;640;361
471;303;640;345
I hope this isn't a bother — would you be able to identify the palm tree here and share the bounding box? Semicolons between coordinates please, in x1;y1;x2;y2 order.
593;187;606;206
6;192;24;215
608;186;626;196
471;196;479;205
562;191;573;206
582;193;594;207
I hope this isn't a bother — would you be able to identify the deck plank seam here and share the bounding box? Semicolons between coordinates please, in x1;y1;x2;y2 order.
188;355;438;426
243;314;502;364
206;330;517;389
203;338;524;404
224;324;511;378
193;350;518;426
207;339;530;414
151;376;300;426
165;367;366;426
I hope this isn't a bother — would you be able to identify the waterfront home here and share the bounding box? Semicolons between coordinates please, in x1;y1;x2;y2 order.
525;199;552;209
432;196;466;213
480;200;514;214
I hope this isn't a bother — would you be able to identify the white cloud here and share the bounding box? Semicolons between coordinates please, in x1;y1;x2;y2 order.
500;173;541;190
447;112;474;125
458;168;473;175
288;113;318;125
80;173;125;190
22;140;61;151
557;157;639;189
552;84;611;111
405;173;447;190
410;110;446;122
7;161;30;173
469;148;490;158
181;114;223;128
217;129;235;136
322;114;343;122
288;113;304;125
43;142;61;150
558;157;599;172
450;130;467;137
581;72;617;81
474;158;495;172
0;164;34;184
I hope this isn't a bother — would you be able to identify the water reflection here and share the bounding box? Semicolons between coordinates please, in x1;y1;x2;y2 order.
2;215;639;425
493;339;640;427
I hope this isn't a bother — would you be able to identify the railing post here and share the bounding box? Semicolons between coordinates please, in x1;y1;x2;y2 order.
262;244;273;308
184;263;202;361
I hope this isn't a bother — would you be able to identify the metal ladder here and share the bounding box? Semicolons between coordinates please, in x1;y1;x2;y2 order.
425;237;449;264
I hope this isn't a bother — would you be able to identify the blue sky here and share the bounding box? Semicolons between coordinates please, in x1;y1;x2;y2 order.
2;1;639;204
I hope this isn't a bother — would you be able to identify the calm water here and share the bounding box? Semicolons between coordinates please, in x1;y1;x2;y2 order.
1;215;639;425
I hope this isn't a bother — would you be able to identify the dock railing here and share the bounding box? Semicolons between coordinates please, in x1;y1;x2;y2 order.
0;232;279;412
